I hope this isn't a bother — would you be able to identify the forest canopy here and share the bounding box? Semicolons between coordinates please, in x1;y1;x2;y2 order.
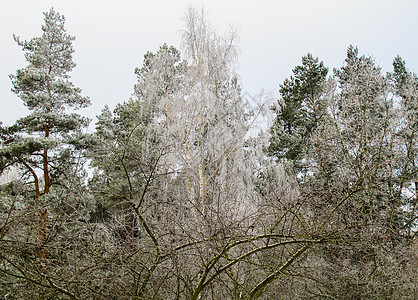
0;7;417;299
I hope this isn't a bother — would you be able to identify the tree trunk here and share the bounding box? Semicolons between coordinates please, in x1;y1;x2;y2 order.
43;124;50;194
39;123;51;273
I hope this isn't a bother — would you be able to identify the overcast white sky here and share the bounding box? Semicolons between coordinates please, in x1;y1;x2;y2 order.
1;0;418;127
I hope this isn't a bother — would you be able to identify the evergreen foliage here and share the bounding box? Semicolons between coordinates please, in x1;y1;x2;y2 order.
268;53;328;169
0;7;416;299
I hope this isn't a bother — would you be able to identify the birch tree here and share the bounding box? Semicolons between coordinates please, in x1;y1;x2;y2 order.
85;7;312;299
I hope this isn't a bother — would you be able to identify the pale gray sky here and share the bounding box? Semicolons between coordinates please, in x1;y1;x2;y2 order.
1;0;418;127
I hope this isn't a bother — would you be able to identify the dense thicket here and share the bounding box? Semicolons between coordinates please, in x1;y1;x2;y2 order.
0;7;417;299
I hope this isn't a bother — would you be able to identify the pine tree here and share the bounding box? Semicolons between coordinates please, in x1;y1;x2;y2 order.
392;55;418;238
88;43;185;220
298;46;417;298
85;45;187;294
268;53;328;170
0;8;89;273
